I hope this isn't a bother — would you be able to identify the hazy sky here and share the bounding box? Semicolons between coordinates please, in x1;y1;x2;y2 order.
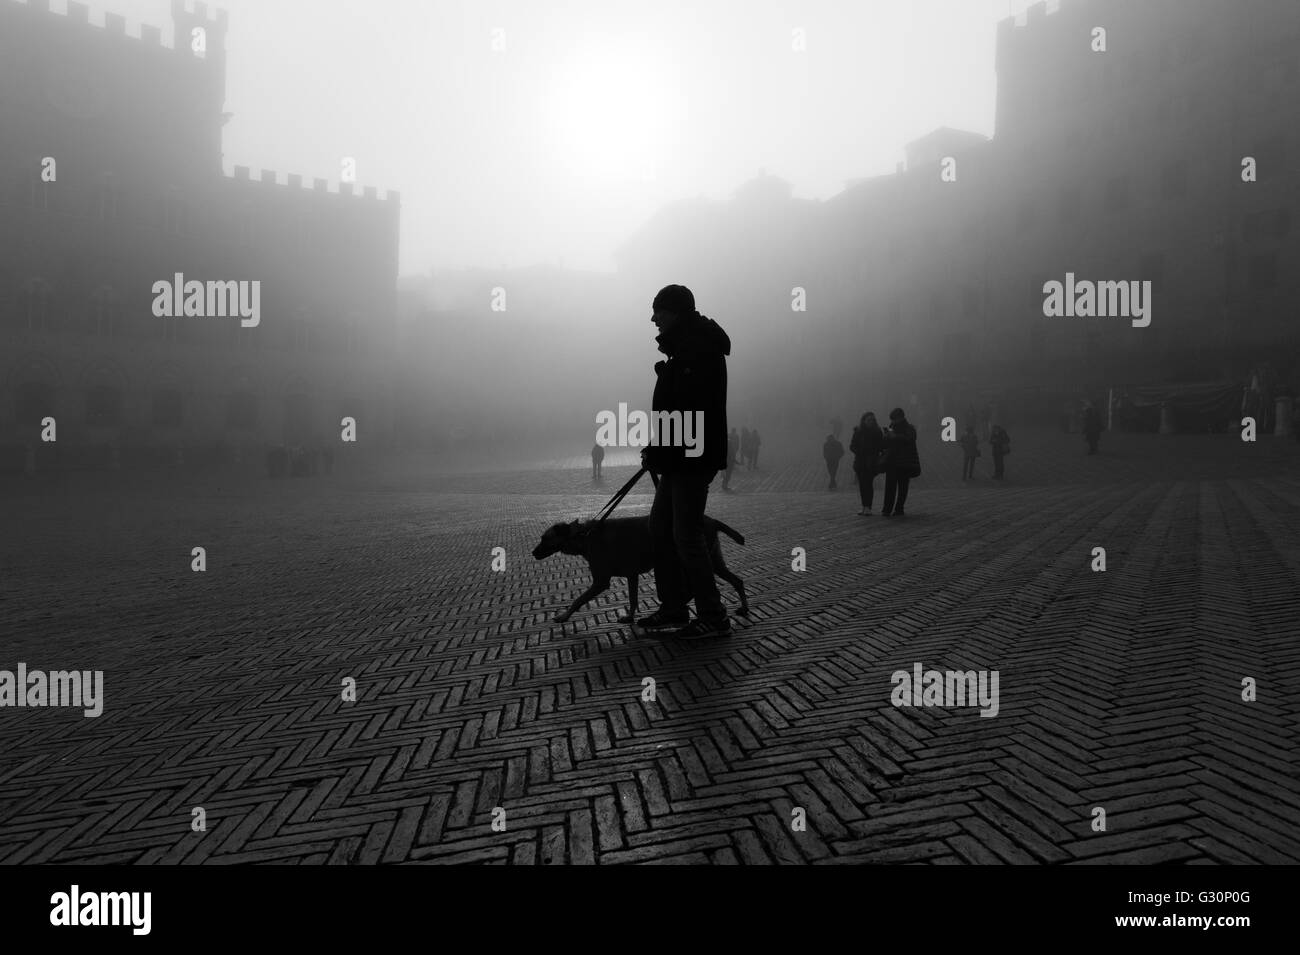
77;0;1050;274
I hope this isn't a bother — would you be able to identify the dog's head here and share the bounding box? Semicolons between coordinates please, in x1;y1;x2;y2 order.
532;519;587;559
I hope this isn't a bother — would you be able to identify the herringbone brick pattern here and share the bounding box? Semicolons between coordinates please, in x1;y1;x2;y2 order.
1;431;1297;864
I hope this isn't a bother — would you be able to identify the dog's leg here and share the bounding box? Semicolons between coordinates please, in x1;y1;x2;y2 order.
708;538;749;617
618;575;639;624
554;577;610;623
719;569;749;617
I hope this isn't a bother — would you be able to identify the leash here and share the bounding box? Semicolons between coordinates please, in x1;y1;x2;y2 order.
591;466;653;527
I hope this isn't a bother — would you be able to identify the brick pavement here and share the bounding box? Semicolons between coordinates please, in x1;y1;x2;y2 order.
0;430;1297;864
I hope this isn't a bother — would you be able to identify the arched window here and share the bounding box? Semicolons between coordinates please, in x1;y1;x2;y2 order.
85;384;123;427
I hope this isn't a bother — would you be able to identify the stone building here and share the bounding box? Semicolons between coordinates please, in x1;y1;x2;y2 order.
0;0;400;471
614;0;1300;431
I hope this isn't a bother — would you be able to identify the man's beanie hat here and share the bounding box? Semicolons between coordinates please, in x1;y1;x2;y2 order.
653;284;696;316
889;407;906;421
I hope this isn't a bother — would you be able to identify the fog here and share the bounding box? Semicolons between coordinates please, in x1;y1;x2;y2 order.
45;0;1050;472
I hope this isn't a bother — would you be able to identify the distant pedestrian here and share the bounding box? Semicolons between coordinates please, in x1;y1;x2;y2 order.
750;429;761;469
1083;404;1102;455
722;427;740;491
960;424;980;480
823;433;844;489
591;442;604;481
880;407;920;517
850;411;884;515
990;424;1010;479
740;427;753;469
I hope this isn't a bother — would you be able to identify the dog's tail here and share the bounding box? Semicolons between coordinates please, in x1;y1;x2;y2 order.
712;518;745;546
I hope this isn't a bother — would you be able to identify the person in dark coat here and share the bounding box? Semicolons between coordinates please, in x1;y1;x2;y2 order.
849;412;884;515
881;407;919;517
959;423;980;480
823;433;845;489
1083;403;1102;454
638;284;733;640
989;424;1010;479
740;427;753;469
591;441;604;481
722;427;740;491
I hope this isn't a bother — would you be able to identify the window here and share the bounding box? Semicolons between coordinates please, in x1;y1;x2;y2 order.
85;386;122;428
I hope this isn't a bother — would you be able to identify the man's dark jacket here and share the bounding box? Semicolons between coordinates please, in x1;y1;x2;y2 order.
883;420;920;475
645;311;730;474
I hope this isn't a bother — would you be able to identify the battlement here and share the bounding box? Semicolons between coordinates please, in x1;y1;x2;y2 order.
225;165;401;205
171;0;228;29
997;0;1091;47
4;0;226;54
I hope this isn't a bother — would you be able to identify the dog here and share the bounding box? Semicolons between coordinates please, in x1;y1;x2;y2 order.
531;515;749;624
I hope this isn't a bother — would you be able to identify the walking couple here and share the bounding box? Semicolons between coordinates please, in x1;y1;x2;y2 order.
849;408;921;517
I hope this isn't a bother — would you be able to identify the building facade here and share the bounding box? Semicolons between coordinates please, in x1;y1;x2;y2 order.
0;0;400;471
614;0;1300;431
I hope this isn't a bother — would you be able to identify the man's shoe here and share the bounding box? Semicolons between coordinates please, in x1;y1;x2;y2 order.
894;509;906;517
635;609;689;630
669;618;733;640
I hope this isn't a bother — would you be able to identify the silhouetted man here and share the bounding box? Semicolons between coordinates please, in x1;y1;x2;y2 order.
823;433;844;489
722;427;740;491
1083;403;1102;455
591;442;604;481
638;285;733;640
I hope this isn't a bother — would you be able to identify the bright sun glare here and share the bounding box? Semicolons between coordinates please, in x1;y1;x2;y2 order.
542;44;675;184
